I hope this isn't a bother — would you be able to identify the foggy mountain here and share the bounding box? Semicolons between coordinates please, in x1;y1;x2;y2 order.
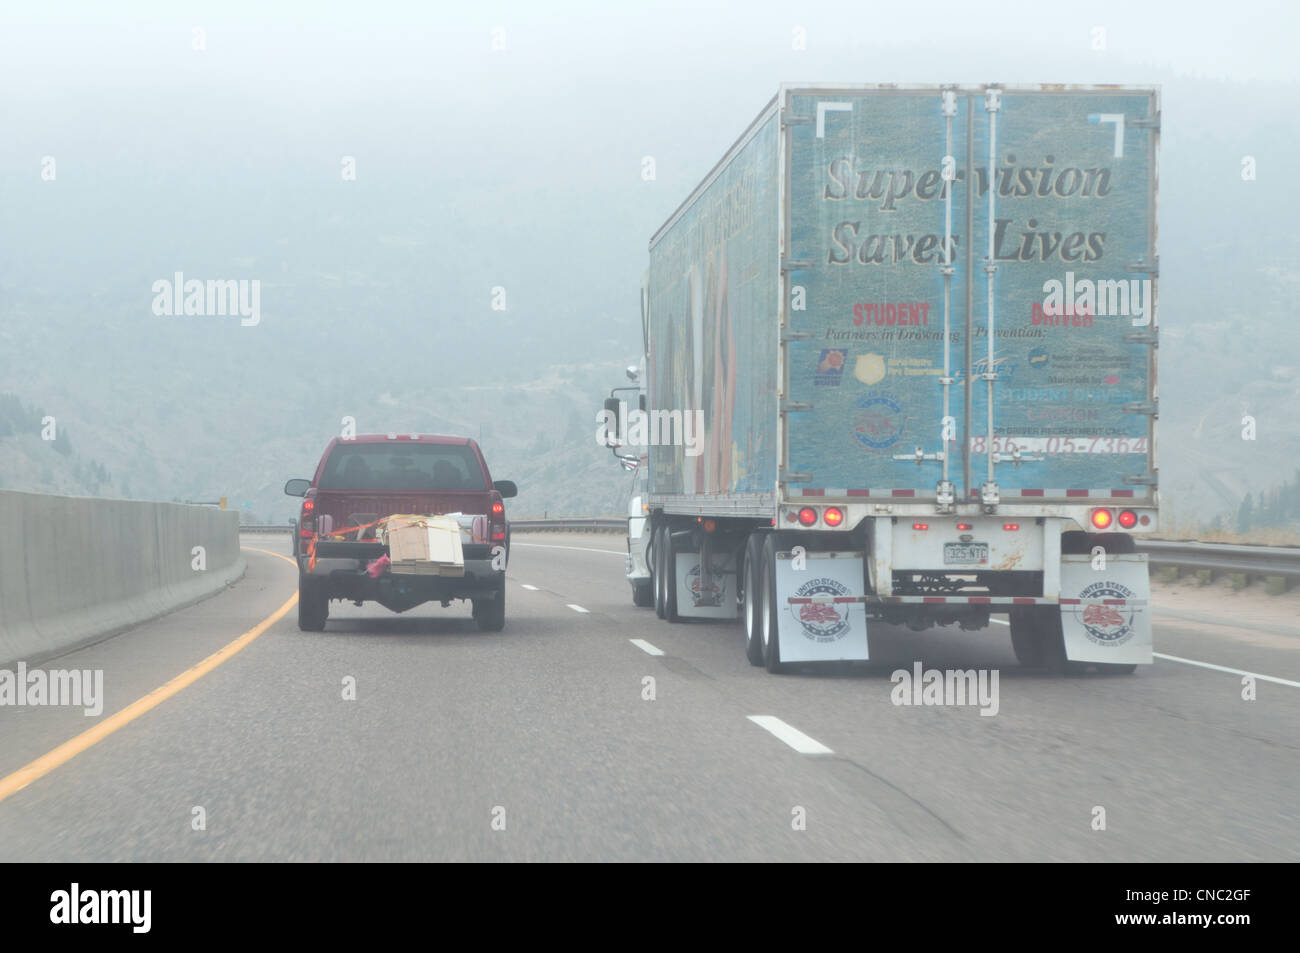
1;4;1297;530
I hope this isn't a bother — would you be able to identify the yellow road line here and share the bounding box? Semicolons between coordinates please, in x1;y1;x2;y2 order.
0;546;298;805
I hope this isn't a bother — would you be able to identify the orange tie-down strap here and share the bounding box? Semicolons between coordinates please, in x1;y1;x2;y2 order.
307;516;488;571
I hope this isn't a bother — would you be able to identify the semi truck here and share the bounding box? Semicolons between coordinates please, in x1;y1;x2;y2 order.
611;83;1159;673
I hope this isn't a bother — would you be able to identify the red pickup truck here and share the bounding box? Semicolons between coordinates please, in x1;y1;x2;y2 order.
284;434;516;632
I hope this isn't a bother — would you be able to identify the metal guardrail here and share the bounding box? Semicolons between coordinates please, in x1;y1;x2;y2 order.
238;520;1300;577
1138;540;1300;579
509;518;624;532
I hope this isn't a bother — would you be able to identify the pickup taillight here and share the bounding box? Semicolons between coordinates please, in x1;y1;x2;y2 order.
490;497;506;542
299;493;316;537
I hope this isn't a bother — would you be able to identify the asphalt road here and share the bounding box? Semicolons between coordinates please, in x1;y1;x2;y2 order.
0;532;1296;861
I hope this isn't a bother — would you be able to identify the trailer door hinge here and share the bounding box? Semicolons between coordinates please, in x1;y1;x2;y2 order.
1123;400;1158;416
1131;112;1161;130
780;469;813;484
781;258;814;272
780;399;813;413
780;112;812;127
1122;329;1158;345
780;328;813;343
1126;256;1158;275
1123;472;1159;486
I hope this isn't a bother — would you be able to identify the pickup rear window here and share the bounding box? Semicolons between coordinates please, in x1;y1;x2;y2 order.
318;444;487;491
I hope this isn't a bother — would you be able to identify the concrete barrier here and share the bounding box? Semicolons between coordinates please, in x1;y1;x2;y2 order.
0;490;245;666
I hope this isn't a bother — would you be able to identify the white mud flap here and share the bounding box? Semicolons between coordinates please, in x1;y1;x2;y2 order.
775;551;869;663
673;549;738;619
1059;553;1153;665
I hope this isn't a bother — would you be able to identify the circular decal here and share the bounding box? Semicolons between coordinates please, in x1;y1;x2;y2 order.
852;393;905;451
790;577;852;643
1077;581;1137;646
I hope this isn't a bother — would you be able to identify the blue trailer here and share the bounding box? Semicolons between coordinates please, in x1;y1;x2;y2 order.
626;84;1159;673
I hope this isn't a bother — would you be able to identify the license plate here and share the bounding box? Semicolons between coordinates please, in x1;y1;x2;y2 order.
944;542;989;565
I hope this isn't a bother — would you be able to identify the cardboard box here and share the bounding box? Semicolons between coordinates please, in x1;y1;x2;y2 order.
381;515;465;577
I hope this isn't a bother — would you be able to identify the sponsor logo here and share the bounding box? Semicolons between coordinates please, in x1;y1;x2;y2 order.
1028;345;1049;369
853;352;886;385
814;348;848;386
1077;581;1137;646
686;561;724;608
791;577;852;642
852;393;905;451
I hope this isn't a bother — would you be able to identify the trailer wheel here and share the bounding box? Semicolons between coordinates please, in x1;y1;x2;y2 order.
663;530;681;623
761;534;788;673
741;534;766;665
298;576;329;632
1009;607;1088;674
653;526;666;619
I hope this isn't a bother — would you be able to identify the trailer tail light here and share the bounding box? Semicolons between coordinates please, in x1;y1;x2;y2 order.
912;523;929;531
1091;508;1113;529
1118;510;1138;529
1002;523;1019;531
956;523;972;531
823;507;844;527
798;507;818;526
702;518;717;533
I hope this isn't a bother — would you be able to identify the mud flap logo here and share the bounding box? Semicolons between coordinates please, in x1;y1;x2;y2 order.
686;563;723;608
1077;581;1136;646
791;578;852;642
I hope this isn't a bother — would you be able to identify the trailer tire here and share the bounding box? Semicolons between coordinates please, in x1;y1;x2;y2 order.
742;534;766;666
663;530;681;623
653;526;666;619
298;575;329;632
761;534;788;673
1009;606;1068;672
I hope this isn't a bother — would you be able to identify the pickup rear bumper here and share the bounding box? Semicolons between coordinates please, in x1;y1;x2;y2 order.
298;540;504;609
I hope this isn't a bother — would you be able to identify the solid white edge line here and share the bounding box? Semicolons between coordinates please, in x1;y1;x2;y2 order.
1154;652;1300;688
747;715;834;755
990;618;1010;625
520;584;539;590
629;638;664;656
567;604;590;613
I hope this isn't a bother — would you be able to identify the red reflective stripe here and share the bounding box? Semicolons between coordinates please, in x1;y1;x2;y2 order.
922;596;946;604
1060;598;1081;604
847;489;871;497
802;488;825;497
1066;489;1090;497
1111;489;1135;498
968;597;991;604
1019;489;1045;497
1012;597;1036;605
892;489;916;498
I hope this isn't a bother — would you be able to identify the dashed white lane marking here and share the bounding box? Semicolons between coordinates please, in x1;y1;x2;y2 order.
629;638;664;656
567;604;590;614
520;584;540;590
1154;653;1300;689
747;715;834;755
513;543;624;556
990;618;1010;626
